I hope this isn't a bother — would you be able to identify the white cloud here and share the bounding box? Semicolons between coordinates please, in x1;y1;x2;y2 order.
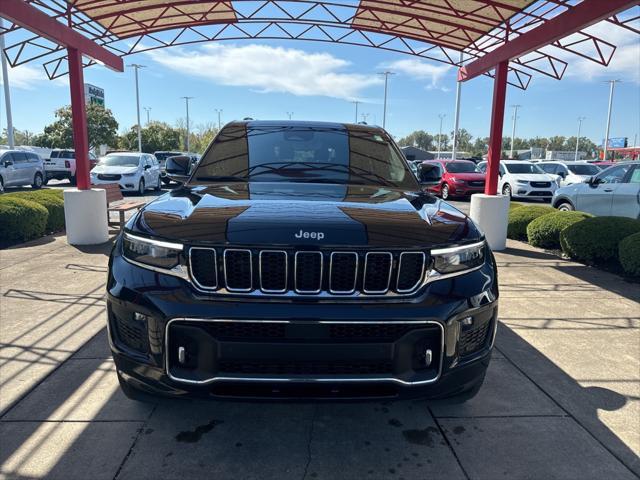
145;44;381;100
380;58;452;91
0;63;68;90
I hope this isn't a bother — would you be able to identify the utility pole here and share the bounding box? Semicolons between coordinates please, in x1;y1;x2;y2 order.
214;108;222;131
143;107;151;124
437;114;446;160
378;71;395;129
181;96;194;151
509;105;521;159
603;80;620;161
286;112;293;120
351;101;360;123
1;18;15;148
451;51;464;161
128;64;146;152
575;116;586;161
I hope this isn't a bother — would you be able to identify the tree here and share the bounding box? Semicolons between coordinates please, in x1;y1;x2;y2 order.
450;128;473;153
34;104;118;150
397;130;434;151
1;128;38;145
433;133;450;151
547;135;566;151
119;121;181;152
470;137;488;157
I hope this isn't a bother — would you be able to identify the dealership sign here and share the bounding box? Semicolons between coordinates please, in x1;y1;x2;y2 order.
84;83;105;106
602;137;627;148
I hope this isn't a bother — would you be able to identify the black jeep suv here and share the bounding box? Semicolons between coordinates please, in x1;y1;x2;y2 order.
108;120;498;401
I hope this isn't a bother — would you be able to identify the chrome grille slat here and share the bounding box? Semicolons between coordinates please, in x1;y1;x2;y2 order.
329;252;358;294
223;249;253;292
396;252;426;293
294;251;323;294
259;250;288;293
189;247;217;290
363;252;393;294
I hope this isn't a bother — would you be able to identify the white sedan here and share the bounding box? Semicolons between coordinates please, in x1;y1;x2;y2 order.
91;152;162;195
477;160;559;200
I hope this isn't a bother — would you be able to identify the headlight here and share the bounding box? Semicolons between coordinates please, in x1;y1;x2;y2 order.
431;240;485;275
122;233;183;270
516;179;529;185
122;172;137;177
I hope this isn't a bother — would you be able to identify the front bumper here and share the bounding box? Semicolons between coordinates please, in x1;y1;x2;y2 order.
513;183;557;198
449;183;484;196
107;241;499;400
91;176;139;191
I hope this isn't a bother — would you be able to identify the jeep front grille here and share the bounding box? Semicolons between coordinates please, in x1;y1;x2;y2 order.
189;247;428;296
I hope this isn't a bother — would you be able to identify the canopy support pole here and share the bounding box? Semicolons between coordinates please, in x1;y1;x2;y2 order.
67;47;90;190
485;61;508;196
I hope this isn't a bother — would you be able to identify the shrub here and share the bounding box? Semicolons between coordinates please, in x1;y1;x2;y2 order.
5;190;65;232
507;205;554;240
526;211;593;249
618;232;640;277
0;197;48;244
509;203;523;211
560;217;640;265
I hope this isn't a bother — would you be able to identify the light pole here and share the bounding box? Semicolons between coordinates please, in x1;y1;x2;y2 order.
214;108;222;130
351;101;360;123
361;113;370;123
0;18;14;148
509;105;521;159
143;107;151;124
128;64;146;152
602;80;620;161
437;114;446;160
575;116;586;161
286;112;293;120
181;96;194;151
378;71;395;129
451;51;464;161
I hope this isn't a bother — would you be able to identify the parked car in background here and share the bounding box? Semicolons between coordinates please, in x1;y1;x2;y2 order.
591;161;616;170
45;149;98;185
552;161;640;218
0;149;45;193
153;151;183;184
90;152;161;195
477;160;558;200
420;159;485;199
537;161;601;186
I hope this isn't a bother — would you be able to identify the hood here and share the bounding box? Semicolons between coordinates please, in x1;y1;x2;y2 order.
129;182;481;248
91;165;139;175
447;172;485;181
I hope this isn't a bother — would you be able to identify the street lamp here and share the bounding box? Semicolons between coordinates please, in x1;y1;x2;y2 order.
437;114;446;160
361;113;370;123
602;80;621;161
214;109;223;131
286;112;293;120
351;101;360;123
143;107;151;124
509;105;521;159
0;18;15;149
451;51;464;161
128;63;146;152
377;71;395;129
575;116;586;161
181;96;194;151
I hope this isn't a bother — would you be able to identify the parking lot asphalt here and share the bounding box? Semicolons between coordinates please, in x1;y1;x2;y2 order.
0;183;638;479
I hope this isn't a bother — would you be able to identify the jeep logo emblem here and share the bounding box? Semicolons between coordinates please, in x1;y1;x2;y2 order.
295;229;325;240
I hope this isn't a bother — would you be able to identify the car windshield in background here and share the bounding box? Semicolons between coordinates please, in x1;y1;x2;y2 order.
506;163;545;174
445;162;478;173
192;124;417;189
568;164;600;176
99;155;140;167
155;152;182;161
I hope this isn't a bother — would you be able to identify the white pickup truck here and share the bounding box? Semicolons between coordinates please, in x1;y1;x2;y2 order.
44;149;98;185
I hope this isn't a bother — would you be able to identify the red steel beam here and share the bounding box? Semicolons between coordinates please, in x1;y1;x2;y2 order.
484;61;509;196
459;0;640;82
0;0;123;71
67;47;91;190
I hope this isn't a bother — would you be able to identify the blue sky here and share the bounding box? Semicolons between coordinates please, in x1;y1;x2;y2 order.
1;20;639;146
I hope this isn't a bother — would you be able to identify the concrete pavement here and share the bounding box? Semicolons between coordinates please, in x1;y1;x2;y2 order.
0;196;638;479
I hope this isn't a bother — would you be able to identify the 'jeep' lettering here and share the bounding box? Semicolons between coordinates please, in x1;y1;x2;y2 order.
295;229;325;240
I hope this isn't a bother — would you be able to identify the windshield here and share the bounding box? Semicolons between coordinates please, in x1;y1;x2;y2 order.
568;164;600;176
505;163;545;174
99;155;141;167
445;162;478;173
191;124;418;189
154;152;182;161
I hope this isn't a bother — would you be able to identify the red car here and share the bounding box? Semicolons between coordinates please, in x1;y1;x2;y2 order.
419;160;486;199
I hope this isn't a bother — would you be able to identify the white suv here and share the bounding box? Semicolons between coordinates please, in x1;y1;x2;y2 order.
0;150;45;192
537;161;601;187
477;160;559;200
90;152;161;195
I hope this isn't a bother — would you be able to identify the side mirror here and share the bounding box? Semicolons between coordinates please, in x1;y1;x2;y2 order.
4;160;13;167
558;171;566;179
587;176;601;187
143;164;151;170
165;155;191;183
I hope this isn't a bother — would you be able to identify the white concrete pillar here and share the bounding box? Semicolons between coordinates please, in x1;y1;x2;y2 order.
63;189;109;245
469;194;510;251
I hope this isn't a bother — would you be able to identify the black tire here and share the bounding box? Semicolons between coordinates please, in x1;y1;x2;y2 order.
154;176;162;191
161;177;172;185
117;371;154;403
0;176;4;194
42;176;49;186
32;172;43;189
557;201;575;212
138;178;145;196
502;183;512;198
441;183;450;200
69;175;77;186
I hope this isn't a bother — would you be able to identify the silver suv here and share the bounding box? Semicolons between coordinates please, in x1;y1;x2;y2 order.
0;149;45;193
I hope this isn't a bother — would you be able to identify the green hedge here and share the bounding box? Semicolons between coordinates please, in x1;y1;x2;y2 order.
560;217;640;265
619;232;640;277
526;211;592;249
0;197;48;244
5;190;65;233
507;205;554;240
